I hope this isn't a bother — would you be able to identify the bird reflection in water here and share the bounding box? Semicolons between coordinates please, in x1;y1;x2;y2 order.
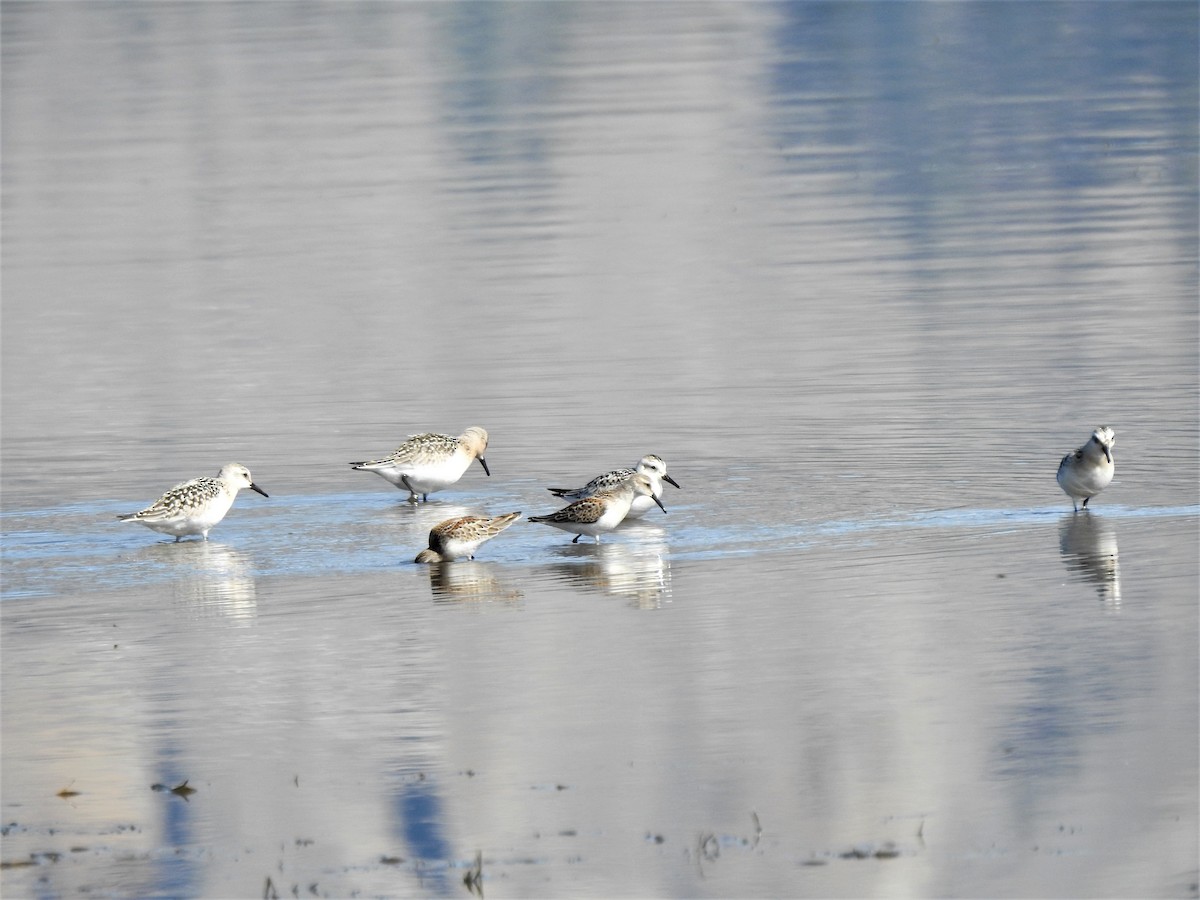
543;537;672;608
139;541;258;621
1059;513;1120;607
424;560;523;604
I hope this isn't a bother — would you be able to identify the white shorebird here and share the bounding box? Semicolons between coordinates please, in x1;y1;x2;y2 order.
546;454;680;521
350;426;490;502
415;511;522;563
531;472;665;543
1057;426;1116;511
118;463;269;541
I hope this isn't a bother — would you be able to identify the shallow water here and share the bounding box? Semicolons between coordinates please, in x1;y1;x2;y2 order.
3;3;1198;898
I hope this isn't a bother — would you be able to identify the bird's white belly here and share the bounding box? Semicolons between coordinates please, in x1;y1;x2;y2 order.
1059;461;1112;498
622;478;664;520
399;452;471;494
587;497;634;532
439;535;484;560
624;493;660;520
149;495;234;536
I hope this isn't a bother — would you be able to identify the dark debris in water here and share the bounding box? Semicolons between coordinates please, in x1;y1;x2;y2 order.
462;849;483;897
262;875;320;899
1;850;64;869
839;841;902;860
150;780;197;799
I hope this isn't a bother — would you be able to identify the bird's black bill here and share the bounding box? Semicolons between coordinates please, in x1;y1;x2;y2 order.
663;474;681;489
478;457;491;476
654;496;667;514
1103;448;1112;464
251;484;269;498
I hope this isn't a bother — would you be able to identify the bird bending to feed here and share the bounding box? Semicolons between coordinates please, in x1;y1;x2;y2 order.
415;512;522;563
118;463;268;541
531;472;665;543
1057;426;1115;511
547;453;680;521
350;426;490;502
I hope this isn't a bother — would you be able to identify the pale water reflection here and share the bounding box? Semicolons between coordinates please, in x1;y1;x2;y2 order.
134;542;260;621
426;560;525;605
539;535;673;608
1059;512;1122;608
3;2;1198;898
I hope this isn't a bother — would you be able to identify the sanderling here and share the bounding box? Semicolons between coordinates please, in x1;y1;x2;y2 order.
1057;426;1115;511
118;463;268;541
546;454;680;520
415;511;522;563
531;472;665;543
350;426;490;502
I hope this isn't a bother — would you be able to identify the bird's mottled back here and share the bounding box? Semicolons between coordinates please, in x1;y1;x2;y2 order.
129;477;224;519
414;511;521;563
386;432;462;464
